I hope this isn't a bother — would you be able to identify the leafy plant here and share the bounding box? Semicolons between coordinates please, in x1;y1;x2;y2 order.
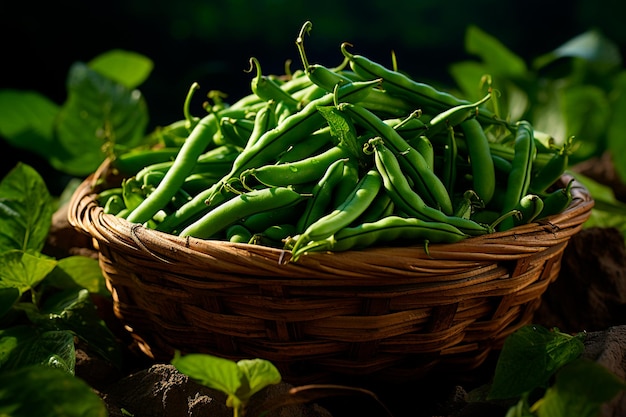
0;162;118;416
448;26;626;241
172;352;282;417
0;50;153;176
476;325;626;417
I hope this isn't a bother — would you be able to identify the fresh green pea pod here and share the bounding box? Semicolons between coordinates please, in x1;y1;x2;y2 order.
291;215;468;259
498;120;536;231
179;186;305;239
426;93;492;136
529;138;573;194
240;145;352;188
492;154;513;174
459;118;496;205
441;126;458;196
262;223;298;242
214;117;254;148
410;135;434;171
386;110;428;142
290;169;383;257
340;103;453;214
296;158;350;233
331;158;360;208
354;187;394;224
103;194;126;216
370;137;490;236
240;204;302;233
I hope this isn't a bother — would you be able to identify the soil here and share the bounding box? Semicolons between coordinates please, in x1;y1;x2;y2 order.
47;154;626;417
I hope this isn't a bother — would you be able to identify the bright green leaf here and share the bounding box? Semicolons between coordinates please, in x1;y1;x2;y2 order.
488;325;584;400
465;25;527;77
0;251;57;294
88;49;154;89
172;352;242;398
0;365;107;417
0;90;58;157
317;105;361;159
52;62;149;176
536;359;626;417
237;358;281;400
46;256;108;296
0;163;53;253
0;326;75;374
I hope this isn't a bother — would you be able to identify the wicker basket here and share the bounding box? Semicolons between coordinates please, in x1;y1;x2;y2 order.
68;159;594;383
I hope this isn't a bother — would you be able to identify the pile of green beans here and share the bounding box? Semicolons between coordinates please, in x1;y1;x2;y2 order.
100;21;575;262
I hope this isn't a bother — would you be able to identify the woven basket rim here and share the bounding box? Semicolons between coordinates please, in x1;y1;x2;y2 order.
68;158;594;279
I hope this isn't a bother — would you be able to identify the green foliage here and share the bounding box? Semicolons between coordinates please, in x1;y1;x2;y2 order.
172;352;281;416
0;50;153;176
483;325;626;417
0;163;116;415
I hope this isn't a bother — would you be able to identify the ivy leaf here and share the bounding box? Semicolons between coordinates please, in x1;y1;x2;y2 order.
0;365;107;417
0;251;57;295
52;62;149;176
88;49;154;90
535;359;626;417
488;325;585;400
0;163;53;253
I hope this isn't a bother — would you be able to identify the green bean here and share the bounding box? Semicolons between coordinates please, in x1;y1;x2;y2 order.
441;126;458;196
247;57;300;109
240;145;352;188
179;187;304;239
331;158;360;207
103;194;125;216
369;137;490;236
215;116;254;148
295;158;350;233
226;224;253;243
459;118;496;205
292;215;468;257
290;169;383;257
426;92;492;136
341;103;453;214
125;111;233;225
354;187;394;224
529;137;573;194
498;120;536;231
262;223;298;242
245;100;278;150
511;194;544;227
537;178;574;219
240;204;302;233
340;42;502;124
114;147;180;177
276;126;333;163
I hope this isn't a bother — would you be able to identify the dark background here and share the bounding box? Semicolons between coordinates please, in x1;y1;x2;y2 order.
1;0;625;192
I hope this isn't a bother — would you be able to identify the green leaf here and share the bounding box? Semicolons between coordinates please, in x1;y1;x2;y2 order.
46;256;108;296
465;25;527;77
33;288;123;367
237;358;281;401
52;62;149;176
172;352;243;398
318;105;360;159
488;325;585;400
534;30;622;71
0;326;75;374
88;49;154;90
0;163;53;253
560;85;611;163
606;71;626;184
0;90;59;157
0;288;19;318
0;251;57;295
0;365;107;417
536;359;626;417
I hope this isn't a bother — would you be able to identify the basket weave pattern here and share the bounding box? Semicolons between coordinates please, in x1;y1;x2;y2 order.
68;160;594;382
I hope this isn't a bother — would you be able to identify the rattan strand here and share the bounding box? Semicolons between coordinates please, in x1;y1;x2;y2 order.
68;159;594;383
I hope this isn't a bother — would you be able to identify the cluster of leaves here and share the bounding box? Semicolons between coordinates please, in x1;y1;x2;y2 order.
0;163;121;416
473;325;626;417
449;26;626;239
0;50;154;177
